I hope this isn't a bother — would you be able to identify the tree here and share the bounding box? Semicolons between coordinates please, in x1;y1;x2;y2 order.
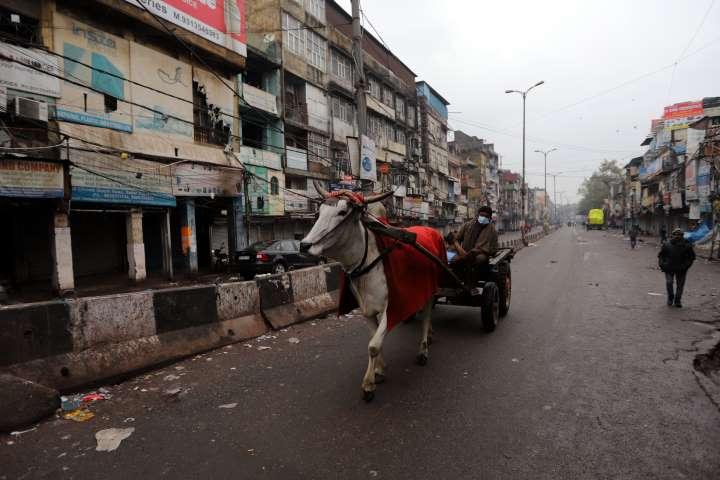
576;160;623;215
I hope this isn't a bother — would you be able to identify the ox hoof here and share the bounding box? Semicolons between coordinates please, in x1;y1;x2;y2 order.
416;353;428;366
362;390;375;402
374;373;386;384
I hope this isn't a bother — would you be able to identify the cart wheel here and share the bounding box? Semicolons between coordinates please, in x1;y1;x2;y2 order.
499;269;511;318
481;282;499;333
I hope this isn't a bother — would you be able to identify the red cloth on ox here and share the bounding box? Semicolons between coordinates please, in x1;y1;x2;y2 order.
338;225;447;331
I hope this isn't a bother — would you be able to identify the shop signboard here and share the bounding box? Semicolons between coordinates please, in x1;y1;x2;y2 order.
171;163;243;197
359;135;377;182
662;101;704;130
0;42;61;97
69;150;174;206
123;0;246;56
0;159;64;198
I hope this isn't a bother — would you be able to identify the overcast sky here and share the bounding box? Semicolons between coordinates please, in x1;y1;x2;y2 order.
337;0;720;203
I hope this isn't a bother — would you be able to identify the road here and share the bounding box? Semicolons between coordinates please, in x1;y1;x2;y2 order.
3;227;720;479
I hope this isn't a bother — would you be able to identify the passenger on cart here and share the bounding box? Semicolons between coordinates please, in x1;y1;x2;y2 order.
449;206;499;284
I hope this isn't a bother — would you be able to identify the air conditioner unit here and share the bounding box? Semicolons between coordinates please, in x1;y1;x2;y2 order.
11;97;48;122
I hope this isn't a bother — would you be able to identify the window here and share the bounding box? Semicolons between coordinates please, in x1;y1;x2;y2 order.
382;87;393;108
395;128;406;145
368;77;381;99
305;0;325;21
308;132;329;165
395;97;406;120
256;196;265;210
282;13;304;56
306;29;326;71
368;115;383;141
330;50;352;83
270;177;279;195
408;105;416;128
104;94;117;113
331;96;354;124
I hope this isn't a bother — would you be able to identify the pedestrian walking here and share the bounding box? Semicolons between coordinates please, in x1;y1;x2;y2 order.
659;224;667;244
658;228;695;308
629;224;639;249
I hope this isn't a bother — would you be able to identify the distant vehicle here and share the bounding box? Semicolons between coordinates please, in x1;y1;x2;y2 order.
234;239;325;279
586;209;605;230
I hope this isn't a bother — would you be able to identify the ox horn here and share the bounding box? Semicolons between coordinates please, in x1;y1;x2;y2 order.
313;180;330;198
365;190;394;204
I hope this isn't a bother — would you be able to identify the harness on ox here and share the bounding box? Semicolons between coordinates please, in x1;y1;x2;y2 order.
326;190;466;331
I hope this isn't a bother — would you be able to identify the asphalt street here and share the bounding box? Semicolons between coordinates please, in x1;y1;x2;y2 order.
2;227;720;479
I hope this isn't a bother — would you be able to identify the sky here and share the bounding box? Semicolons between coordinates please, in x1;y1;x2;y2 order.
337;0;720;203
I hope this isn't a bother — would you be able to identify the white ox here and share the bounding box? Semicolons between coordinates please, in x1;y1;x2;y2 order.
300;184;434;401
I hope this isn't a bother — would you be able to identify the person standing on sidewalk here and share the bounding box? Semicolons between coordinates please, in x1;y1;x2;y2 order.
658;228;695;308
629;224;639;249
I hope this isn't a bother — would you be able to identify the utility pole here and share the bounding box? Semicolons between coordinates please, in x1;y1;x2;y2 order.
553;175;557;221
534;148;557;222
506;81;544;244
351;0;366;185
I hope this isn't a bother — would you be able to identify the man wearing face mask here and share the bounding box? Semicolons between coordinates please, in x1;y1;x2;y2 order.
451;206;499;268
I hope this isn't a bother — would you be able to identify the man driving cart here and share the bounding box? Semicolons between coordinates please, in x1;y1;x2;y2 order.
448;206;499;284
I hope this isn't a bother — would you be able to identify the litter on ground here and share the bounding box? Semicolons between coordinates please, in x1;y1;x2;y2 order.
95;428;135;452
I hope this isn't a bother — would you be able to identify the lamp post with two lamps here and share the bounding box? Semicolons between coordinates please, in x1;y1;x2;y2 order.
505;80;545;244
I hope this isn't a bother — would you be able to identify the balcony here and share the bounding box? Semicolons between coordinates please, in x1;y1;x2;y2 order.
366;94;395;120
285;102;308;126
286;147;308;171
237;145;282;170
241;83;278;116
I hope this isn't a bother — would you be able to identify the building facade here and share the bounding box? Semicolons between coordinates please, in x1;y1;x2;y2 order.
1;0;251;296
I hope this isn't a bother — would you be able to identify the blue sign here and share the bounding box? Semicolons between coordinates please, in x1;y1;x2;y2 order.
72;186;176;206
362;156;372;172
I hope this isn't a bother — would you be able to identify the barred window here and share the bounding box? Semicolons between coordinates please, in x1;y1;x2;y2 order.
395;97;406;121
308;132;330;165
368;77;381;99
330;50;352;83
331;96;355;124
305;0;325;21
306;29;327;71
382;87;394;108
282;13;304;56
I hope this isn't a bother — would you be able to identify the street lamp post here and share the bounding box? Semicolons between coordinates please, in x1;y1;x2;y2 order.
506;80;544;244
534;148;557;222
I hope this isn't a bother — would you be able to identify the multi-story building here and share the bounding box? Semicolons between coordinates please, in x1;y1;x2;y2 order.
416;81;454;229
630;97;719;236
449;130;501;214
1;0;249;295
498;169;522;232
324;1;421;225
245;0;424;232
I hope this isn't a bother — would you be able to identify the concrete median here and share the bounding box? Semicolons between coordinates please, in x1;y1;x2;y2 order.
258;263;341;329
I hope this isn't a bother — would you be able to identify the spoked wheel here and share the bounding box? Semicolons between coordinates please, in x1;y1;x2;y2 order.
499;269;511;317
481;282;500;333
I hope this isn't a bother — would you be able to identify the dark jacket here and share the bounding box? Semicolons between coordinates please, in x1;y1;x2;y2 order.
658;237;695;273
456;220;498;261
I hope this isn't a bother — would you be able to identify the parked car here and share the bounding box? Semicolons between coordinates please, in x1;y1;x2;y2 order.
234;239;325;279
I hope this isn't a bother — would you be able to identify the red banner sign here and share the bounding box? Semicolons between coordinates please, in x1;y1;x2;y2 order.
125;0;246;55
663;101;703;120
